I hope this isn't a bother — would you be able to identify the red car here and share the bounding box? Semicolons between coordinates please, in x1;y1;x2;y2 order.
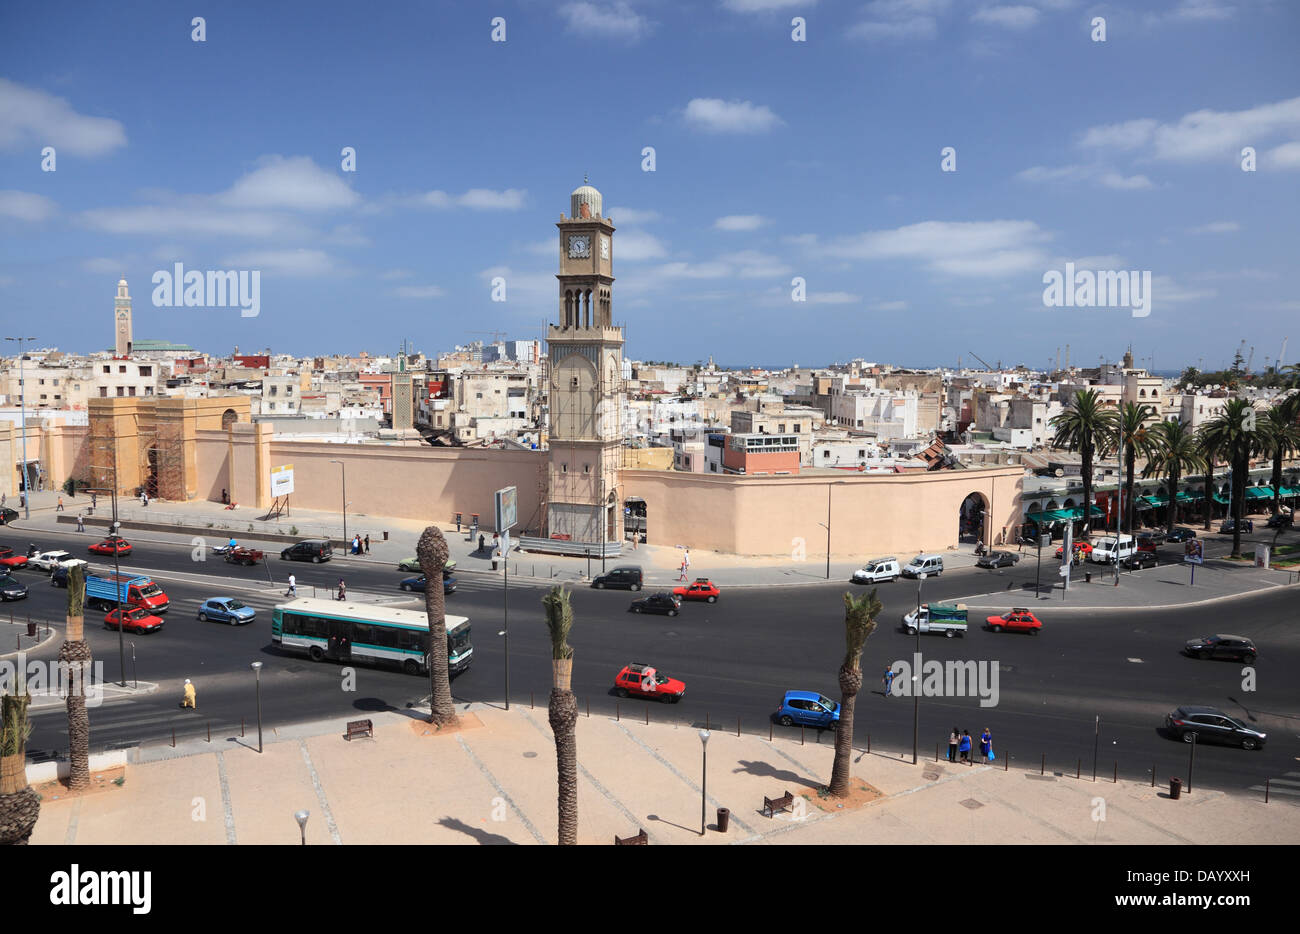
89;536;132;556
613;663;685;703
985;609;1042;634
1054;542;1092;559
0;553;28;569
672;578;720;603
104;606;164;634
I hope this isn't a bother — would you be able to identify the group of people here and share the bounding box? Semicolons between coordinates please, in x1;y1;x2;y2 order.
349;534;369;555
947;727;994;765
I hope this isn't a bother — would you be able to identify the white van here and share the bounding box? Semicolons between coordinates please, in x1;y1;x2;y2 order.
902;554;944;578
852;557;900;584
1089;534;1135;564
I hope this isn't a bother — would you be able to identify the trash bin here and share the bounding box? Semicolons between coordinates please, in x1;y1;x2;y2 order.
491;557;499;571
383;530;389;541
1169;777;1182;800
26;622;36;638
716;807;730;833
1085;572;1092;583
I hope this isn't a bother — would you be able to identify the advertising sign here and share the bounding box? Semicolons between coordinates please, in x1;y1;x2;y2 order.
270;464;295;497
495;486;517;533
1183;540;1204;565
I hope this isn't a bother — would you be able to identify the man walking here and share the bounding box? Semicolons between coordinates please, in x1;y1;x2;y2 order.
56;496;65;512
180;679;197;710
882;666;896;697
336;578;346;601
948;727;959;762
285;574;297;598
364;534;370;555
76;514;85;532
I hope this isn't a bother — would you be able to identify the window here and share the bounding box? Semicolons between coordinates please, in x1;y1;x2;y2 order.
858;449;865;458
99;387;108;398
116;387;125;397
103;366;110;374
583;464;590;473
476;392;483;399
128;386;136;396
119;365;126;373
793;423;800;432
822;450;830;459
145;387;153;396
139;366;152;377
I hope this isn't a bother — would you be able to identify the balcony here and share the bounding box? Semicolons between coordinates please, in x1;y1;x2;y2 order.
547;325;623;343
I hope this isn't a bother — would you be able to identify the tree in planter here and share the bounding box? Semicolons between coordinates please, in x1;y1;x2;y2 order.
1143;419;1201;534
828;589;882;798
1200;399;1268;558
1049;389;1116;540
542;586;578;845
416;526;458;728
1262;394;1300;517
59;563;91;791
0;690;40;845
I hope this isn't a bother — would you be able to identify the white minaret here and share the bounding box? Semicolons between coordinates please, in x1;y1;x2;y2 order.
114;278;133;356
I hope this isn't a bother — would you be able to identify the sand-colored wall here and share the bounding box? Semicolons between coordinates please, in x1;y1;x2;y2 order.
623;466;1025;558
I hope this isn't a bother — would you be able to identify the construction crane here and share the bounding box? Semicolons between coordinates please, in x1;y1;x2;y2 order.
968;350;996;371
468;330;509;342
1246;345;1255;374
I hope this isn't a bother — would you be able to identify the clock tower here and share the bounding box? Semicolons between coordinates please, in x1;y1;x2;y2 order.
544;179;624;552
114;277;133;356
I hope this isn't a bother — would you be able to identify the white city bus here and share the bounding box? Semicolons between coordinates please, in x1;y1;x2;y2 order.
271;598;472;675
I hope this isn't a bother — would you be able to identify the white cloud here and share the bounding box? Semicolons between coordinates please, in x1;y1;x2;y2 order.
849;0;950;40
0;189;57;222
783;233;819;247
1081;97;1300;163
717;250;792;278
1267;141;1300;169
1151;275;1215;304
419;188;527;210
1155;0;1236;23
393;285;445;299
683;98;783;134
1097;171;1153;190
82;257;124;275
380;269;413;280
0;78;127;157
219;155;359;212
80;204;310;239
615;231;669;261
807;291;860;304
822;219;1051;277
559;2;651;40
972;5;1040;29
223;248;336;277
723;0;811;10
478;265;557;301
714;214;768;231
1187;221;1239;234
607;206;661;224
871;300;908;311
1017;164;1152;189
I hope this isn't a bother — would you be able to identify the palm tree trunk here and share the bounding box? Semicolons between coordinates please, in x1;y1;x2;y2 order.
1167;466;1180;534
1081;446;1093;540
1125;448;1136;533
1273;446;1284;516
548;688;578;845
1230;452;1244;558
61;568;91;792
417;527;458;727
0;693;40;845
1203;460;1214;532
829;664;861;797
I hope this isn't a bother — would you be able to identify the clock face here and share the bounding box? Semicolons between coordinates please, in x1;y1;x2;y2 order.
600;236;610;260
568;235;590;258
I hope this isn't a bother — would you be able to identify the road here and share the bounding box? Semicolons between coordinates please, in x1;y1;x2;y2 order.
3;524;1298;803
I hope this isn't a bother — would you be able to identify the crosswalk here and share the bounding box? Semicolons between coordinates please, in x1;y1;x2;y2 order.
1249;771;1300;802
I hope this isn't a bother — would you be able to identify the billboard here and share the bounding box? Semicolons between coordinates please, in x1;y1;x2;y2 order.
495;485;517;533
270;464;295;497
1183;540;1203;565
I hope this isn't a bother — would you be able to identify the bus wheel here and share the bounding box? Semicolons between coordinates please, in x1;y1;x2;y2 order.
403;659;420;675
308;645;324;661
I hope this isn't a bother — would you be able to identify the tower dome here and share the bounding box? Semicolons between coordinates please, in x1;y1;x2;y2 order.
570;176;602;219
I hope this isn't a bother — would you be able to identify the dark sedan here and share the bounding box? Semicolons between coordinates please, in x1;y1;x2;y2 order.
976;551;1019;569
1265;513;1293;529
629;593;681;617
1119;551;1159;570
1165;705;1266;749
399;575;457;595
0;573;27;601
1219;518;1254;534
1183;634;1257;663
1165;527;1198;542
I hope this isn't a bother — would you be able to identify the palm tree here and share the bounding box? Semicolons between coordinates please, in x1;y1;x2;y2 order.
1142;419;1202;533
1106;402;1158;534
1049;389;1115;540
1196;431;1222;532
542;586;577;845
416;526;458;728
0;690;40;844
828;589;881;798
59;563;91;790
1200;399;1267;557
1262;394;1300;515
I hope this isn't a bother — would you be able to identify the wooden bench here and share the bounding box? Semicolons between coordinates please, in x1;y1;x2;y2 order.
614;829;648;845
762;790;794;818
345;718;374;741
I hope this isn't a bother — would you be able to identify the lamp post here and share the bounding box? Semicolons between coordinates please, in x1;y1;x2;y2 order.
329;460;347;545
89;459;126;686
698;729;710;835
5;336;36;518
250;661;264;753
913;572;926;764
294;809;309;845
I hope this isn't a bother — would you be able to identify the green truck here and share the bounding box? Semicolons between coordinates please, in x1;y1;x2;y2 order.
902;602;967;638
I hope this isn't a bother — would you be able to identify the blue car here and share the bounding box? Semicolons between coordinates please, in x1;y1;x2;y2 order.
776;690;840;728
399;575;457;595
197;597;256;625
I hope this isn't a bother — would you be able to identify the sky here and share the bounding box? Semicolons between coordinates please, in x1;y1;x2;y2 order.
1;0;1298;371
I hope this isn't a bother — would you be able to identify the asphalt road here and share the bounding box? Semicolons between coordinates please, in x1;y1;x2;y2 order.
4;525;1298;803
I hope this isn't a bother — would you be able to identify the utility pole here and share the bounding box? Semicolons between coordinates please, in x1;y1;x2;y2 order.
5;336;36;517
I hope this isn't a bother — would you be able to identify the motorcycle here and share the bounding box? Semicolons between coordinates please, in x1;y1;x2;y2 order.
211;544;234;556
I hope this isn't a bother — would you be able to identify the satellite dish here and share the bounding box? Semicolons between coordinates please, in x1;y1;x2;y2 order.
1054;468;1065;478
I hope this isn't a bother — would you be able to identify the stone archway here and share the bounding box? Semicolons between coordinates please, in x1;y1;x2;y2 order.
959;491;989;545
222;408;239;430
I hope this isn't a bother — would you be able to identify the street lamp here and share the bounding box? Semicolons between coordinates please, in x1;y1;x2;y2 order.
329;460;347;545
698;729;711;835
250;661;264;753
912;572;927;764
5;336;36;519
294;809;310;845
89;461;126;687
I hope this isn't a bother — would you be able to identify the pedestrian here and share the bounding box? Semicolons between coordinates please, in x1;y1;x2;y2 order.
948;727;959;762
1;493;5;507
221;488;229;505
90;491;96;510
180;679;197;710
980;728;993;763
683;547;691;576
478;533;485;553
337;578;346;601
364;534;370;555
76;514;85;533
285;574;297;598
56;496;65;511
882;667;896;697
338;634;350;657
959;730;973;765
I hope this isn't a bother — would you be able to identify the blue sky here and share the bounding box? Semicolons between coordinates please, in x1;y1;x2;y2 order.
2;0;1297;371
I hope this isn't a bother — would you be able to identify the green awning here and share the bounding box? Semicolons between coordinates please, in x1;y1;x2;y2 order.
1213;493;1229;504
1281;486;1300;497
1244;486;1275;500
1139;495;1169;508
1176;490;1204;502
1025;505;1104;524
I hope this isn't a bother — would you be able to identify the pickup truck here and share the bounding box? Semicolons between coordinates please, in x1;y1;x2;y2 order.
224;546;264;566
902;602;968;638
84;572;170;613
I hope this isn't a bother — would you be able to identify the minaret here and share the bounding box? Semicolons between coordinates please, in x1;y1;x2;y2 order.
544;179;624;551
114;278;133;356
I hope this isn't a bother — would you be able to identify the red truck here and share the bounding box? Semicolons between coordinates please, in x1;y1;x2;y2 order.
84;572;170;614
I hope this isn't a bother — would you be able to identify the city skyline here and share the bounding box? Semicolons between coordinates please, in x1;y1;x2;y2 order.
2;1;1297;369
